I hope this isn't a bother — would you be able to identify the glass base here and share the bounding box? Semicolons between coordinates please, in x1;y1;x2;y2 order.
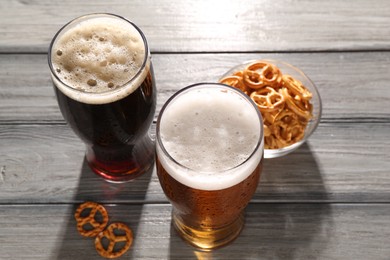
87;157;154;183
85;134;155;183
86;148;155;183
172;212;244;251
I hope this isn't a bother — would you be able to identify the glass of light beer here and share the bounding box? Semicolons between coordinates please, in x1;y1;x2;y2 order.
156;83;264;250
48;14;156;182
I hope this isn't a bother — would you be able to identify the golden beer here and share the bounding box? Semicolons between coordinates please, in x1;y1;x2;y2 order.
156;83;264;250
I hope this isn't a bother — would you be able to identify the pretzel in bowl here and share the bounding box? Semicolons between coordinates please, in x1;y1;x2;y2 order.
95;222;133;259
243;61;282;89
280;87;312;120
220;75;250;95
270;111;306;147
250;86;285;113
219;60;313;149
282;74;312;100
74;201;109;237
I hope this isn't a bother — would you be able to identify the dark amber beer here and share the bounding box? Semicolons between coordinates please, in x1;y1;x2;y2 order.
156;83;264;250
48;14;156;182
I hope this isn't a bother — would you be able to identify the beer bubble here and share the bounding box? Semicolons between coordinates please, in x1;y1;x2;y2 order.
56;68;61;73
87;79;97;86
56;50;63;56
107;82;114;88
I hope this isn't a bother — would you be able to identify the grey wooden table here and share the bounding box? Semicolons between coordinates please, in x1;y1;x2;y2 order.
1;1;390;259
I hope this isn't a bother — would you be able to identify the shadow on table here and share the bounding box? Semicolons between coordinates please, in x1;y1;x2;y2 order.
167;143;333;259
52;158;154;259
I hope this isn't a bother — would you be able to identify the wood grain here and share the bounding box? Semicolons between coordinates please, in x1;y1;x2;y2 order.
1;204;389;259
1;1;390;259
1;0;390;52
1;52;390;123
1;122;389;203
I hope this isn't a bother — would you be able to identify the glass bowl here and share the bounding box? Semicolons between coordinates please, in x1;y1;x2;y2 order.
219;59;322;158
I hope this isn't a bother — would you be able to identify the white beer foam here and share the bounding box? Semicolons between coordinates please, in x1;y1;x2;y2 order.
157;86;263;191
50;15;149;104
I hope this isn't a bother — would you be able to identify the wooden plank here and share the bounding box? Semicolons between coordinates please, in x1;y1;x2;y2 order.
1;52;390;123
0;0;390;52
0;203;389;259
1;122;389;203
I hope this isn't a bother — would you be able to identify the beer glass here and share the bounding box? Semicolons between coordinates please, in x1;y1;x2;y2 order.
156;83;264;250
48;14;156;182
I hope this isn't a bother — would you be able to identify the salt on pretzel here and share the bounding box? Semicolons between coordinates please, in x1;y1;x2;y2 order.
95;222;133;259
250;86;285;112
74;201;109;237
243;61;282;89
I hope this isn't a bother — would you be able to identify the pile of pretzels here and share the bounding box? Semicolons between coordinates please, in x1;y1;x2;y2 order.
220;61;313;149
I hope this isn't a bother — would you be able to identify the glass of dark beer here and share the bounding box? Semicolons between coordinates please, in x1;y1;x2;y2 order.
156;83;264;250
48;14;156;182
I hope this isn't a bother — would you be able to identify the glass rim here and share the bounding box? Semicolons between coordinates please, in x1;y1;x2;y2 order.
156;82;264;174
47;13;150;96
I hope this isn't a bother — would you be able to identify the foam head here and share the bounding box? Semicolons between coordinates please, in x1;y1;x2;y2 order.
156;83;264;191
49;13;150;104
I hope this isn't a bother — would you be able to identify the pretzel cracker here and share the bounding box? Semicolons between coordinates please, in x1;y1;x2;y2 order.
74;201;109;237
95;222;133;259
